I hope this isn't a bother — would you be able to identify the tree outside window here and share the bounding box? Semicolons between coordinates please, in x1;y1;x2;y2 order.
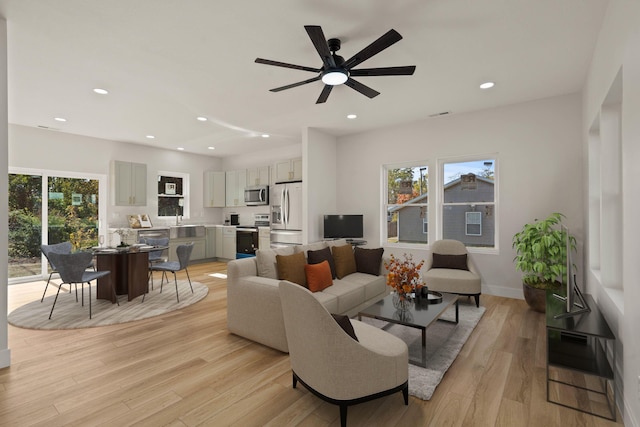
385;164;428;245
442;159;496;248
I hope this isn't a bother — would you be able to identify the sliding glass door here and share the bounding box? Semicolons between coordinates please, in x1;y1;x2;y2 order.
9;169;106;282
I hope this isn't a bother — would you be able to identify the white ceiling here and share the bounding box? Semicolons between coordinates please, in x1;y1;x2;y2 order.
0;0;608;157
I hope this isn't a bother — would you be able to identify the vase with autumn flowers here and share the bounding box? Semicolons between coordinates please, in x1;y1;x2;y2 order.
384;253;425;312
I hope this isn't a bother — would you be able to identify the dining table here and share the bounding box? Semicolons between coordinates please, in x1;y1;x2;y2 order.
92;245;168;303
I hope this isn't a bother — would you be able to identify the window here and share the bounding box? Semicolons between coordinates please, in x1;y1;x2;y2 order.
465;212;482;236
384;163;428;245
441;158;496;248
157;172;189;218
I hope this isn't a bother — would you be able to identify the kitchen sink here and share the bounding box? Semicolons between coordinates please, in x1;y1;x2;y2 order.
169;225;205;239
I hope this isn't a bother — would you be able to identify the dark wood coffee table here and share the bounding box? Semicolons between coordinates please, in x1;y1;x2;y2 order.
358;292;459;367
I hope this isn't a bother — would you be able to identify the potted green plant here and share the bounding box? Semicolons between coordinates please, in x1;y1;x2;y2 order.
512;212;576;312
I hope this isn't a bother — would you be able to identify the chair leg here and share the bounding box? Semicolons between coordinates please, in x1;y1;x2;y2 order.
185;268;193;294
474;294;480;307
292;373;298;389
89;282;92;319
41;272;54;302
173;271;179;303
339;404;348;427
48;284;64;319
402;383;409;405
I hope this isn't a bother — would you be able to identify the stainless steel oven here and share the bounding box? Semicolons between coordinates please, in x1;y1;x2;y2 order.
236;227;259;255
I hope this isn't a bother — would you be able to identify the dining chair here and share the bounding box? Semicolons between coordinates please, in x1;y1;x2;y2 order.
139;236;170;290
40;242;73;302
47;252;115;319
145;242;194;302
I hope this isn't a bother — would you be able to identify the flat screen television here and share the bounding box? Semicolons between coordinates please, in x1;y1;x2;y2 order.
323;215;364;239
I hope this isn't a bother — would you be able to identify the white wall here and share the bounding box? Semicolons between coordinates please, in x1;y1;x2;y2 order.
583;1;640;425
303;128;337;243
9;124;224;227
335;93;584;300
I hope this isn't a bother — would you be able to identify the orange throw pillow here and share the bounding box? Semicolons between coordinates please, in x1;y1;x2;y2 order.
305;260;333;292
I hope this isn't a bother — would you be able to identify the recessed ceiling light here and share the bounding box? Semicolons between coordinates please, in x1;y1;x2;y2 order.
479;82;495;89
146;135;155;139
208;146;215;150
54;117;67;122
93;88;109;95
261;134;270;138
197;116;207;121
347;114;357;119
177;147;185;151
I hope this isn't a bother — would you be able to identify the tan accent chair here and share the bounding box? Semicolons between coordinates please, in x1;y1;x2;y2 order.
278;280;408;427
423;239;482;307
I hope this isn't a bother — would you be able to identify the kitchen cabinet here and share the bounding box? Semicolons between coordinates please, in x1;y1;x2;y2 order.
215;226;224;259
225;169;246;207
112;160;147;206
205;226;217;258
222;226;236;260
246;166;270;186
273;157;302;183
169;238;206;262
258;227;271;250
203;171;226;207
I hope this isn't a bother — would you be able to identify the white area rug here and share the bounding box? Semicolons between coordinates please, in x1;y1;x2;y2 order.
8;280;208;330
362;302;485;400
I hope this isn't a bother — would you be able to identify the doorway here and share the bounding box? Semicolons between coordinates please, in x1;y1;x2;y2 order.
8;169;107;283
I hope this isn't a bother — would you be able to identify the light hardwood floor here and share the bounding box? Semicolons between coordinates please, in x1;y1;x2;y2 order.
2;261;623;426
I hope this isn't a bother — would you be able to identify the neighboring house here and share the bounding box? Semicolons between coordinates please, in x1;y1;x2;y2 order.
389;174;495;247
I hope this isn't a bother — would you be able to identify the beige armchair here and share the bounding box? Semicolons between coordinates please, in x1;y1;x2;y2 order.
278;280;408;427
423;239;482;307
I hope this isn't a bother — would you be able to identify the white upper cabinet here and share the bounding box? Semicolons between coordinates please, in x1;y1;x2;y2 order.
273;157;302;183
246;166;270;186
203;171;226;207
112;160;147;206
225;169;247;207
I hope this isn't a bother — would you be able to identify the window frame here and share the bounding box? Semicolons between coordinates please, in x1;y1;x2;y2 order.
437;155;499;254
157;171;190;219
382;161;430;249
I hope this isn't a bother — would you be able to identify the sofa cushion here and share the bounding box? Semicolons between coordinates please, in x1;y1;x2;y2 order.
331;313;358;341
276;252;307;287
307;246;337;279
257;246;295;279
340;272;387;301
322;280;366;313
354;247;384;276
312;290;339;313
332;244;356;279
305;260;333;292
432;253;468;270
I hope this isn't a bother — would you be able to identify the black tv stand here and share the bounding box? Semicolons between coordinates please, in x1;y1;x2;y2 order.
545;291;616;420
345;239;367;247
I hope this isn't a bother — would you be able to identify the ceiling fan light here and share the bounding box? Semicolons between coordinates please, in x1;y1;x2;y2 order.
322;69;348;86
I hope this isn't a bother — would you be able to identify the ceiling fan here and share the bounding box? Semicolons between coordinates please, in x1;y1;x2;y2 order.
255;25;416;104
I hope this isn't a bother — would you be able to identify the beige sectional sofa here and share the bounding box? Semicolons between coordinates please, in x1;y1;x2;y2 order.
226;240;388;353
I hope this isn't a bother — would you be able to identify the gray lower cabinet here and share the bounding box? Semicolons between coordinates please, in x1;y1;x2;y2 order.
168;238;206;262
205;226;216;258
222;226;236;260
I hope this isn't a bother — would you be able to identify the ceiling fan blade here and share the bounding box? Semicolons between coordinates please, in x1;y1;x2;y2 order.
344;78;380;99
316;85;333;104
255;58;321;73
343;29;403;70
269;76;321;92
349;65;416;77
304;25;336;69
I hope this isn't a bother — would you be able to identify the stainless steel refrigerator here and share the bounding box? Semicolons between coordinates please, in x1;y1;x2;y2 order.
270;181;303;247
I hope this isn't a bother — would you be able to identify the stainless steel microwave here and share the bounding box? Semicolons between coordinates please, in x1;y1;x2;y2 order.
244;185;269;206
